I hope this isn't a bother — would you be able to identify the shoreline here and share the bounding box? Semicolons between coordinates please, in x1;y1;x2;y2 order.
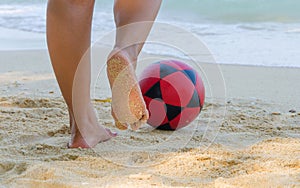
1;25;300;68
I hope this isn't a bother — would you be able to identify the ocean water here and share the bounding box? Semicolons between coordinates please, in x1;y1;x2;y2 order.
0;0;300;67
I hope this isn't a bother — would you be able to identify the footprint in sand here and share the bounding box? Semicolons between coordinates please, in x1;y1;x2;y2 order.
0;97;64;109
47;125;70;137
0;162;27;176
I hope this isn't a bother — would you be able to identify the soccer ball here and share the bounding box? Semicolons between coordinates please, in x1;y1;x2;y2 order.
139;60;205;130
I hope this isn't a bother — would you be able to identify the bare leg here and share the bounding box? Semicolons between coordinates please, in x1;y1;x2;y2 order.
107;0;162;130
47;0;116;148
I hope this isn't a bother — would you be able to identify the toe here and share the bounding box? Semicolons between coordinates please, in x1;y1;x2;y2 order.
129;109;149;130
130;121;142;131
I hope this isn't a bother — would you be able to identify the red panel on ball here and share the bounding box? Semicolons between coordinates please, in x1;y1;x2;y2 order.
143;96;153;109
146;98;168;127
160;79;181;106
171;60;193;71
139;63;160;81
170;107;200;129
160;60;182;70
139;77;160;95
162;71;195;107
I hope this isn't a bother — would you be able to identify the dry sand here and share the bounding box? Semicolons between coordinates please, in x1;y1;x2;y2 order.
0;50;300;187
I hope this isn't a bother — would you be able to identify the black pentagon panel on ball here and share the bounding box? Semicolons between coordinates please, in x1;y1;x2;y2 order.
144;81;162;99
187;89;200;108
156;123;173;130
165;104;183;121
181;69;197;85
160;63;179;78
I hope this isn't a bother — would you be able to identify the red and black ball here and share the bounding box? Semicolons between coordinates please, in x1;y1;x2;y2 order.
139;60;205;130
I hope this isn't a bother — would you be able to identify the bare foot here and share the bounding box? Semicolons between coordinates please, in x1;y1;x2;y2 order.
107;50;149;130
67;104;117;148
68;127;116;148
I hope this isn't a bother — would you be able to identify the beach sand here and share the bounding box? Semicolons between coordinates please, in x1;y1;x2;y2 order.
0;49;299;187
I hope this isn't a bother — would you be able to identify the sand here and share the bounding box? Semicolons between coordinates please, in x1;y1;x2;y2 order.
0;49;300;187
